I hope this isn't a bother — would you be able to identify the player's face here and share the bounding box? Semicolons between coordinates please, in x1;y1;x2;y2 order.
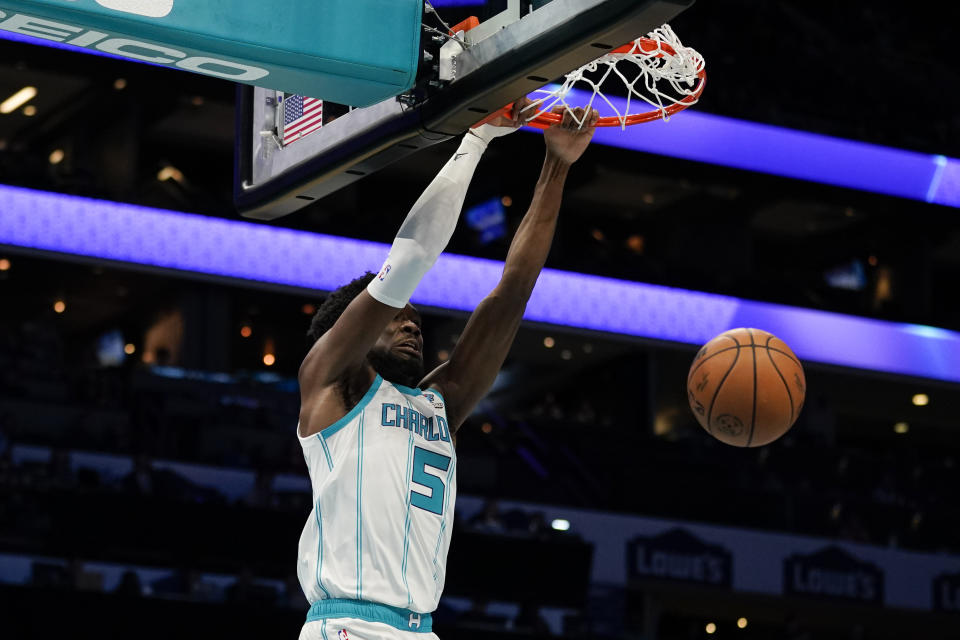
381;305;422;360
367;305;424;386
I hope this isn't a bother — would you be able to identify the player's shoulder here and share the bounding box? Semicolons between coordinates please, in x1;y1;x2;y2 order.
299;368;382;439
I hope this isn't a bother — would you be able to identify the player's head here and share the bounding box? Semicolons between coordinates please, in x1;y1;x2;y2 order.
367;303;423;388
307;272;425;387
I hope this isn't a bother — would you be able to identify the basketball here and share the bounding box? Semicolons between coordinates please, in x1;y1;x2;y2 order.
687;328;806;447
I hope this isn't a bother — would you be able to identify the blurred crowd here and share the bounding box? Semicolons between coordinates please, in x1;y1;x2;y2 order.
1;319;957;555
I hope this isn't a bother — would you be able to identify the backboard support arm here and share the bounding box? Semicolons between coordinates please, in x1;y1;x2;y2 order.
235;0;695;221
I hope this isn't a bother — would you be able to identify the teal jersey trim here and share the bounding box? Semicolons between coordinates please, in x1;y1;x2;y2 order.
401;398;415;607
356;408;364;600
431;456;457;593
315;500;331;598
306;599;433;633
321;375;382;440
316;434;334;471
431;520;446;597
392;382;423;397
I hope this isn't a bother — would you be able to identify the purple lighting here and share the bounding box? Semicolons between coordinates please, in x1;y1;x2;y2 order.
1;184;959;383
526;87;960;208
3;30;959;206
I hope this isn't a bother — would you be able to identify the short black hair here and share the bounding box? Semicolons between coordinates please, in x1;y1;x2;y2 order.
307;272;376;346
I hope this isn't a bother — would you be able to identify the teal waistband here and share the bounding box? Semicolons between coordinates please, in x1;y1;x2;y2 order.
306;599;433;633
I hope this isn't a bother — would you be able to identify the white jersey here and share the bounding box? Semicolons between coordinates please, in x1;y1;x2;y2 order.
297;374;456;614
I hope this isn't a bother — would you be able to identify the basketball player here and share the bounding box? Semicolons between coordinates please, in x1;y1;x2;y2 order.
296;104;598;640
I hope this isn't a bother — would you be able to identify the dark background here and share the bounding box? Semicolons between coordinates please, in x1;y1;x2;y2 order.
1;1;959;638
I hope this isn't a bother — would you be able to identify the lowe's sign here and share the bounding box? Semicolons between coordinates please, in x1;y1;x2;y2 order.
0;0;423;106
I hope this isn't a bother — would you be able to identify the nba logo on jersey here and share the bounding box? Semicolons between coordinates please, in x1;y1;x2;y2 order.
423;392;444;411
337;629;349;640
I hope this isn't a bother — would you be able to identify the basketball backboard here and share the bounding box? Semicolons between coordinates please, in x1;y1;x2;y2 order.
234;0;696;221
0;0;425;106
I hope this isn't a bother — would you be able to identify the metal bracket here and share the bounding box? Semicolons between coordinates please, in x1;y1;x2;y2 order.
259;131;282;159
257;89;283;158
463;0;522;45
439;0;521;82
237;0;697;220
438;31;466;81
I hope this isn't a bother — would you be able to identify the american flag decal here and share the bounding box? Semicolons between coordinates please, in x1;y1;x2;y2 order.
281;94;323;145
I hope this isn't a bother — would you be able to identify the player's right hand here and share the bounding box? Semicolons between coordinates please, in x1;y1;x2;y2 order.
543;106;598;165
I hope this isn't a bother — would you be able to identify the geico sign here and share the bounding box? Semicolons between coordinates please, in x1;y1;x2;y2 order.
0;10;269;82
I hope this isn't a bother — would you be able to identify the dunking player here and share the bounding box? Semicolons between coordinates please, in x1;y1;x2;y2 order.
295;104;598;640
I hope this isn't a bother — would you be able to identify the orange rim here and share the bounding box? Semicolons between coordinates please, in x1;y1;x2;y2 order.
524;36;706;129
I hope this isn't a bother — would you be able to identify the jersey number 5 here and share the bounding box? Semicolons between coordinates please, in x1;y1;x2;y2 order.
410;446;451;515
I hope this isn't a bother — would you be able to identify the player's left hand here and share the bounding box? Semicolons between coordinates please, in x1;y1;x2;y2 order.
470;98;535;144
486;97;536;128
543;106;598;165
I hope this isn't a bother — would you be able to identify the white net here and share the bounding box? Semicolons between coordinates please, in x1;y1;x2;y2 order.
521;24;706;129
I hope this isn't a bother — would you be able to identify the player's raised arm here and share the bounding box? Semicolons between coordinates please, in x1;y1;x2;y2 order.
298;111;524;436
420;107;599;432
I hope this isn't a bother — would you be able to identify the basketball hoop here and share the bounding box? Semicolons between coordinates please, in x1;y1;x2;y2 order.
520;24;705;130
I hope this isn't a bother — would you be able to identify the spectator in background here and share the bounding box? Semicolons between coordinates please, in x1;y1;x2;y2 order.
151;566;212;601
118;456;203;501
283;573;309;610
526;511;549;538
468;499;505;533
243;470;277;509
515;601;551;635
30;560;70;589
70;558;104;592
459;598;507;629
123;455;154;495
226;566;279;605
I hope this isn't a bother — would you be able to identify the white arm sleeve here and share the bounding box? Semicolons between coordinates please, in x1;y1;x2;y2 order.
367;123;515;307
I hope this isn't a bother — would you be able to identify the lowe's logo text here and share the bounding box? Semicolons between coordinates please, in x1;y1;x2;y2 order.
0;10;269;82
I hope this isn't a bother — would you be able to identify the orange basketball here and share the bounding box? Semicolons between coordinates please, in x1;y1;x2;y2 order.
687;328;806;447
